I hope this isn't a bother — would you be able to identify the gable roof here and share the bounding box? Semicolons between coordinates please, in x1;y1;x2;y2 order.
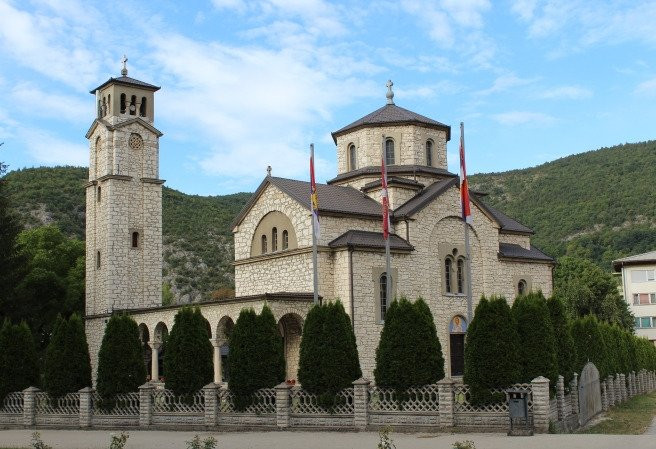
331;104;451;143
498;243;553;263
232;176;383;228
328;164;453;185
90;76;161;93
85;117;163;139
329;230;414;251
361;176;424;192
471;196;533;234
613;250;656;271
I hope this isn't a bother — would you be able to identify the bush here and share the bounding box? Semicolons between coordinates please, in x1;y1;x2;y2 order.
164;307;213;396
299;300;362;408
229;305;285;410
464;296;520;404
547;296;576;386
512;292;558;386
43;314;91;398
0;320;39;401
374;297;444;393
97;314;147;399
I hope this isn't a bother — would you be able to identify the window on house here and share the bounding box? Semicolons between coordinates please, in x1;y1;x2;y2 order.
97;186;102;203
426;140;433;166
271;227;278;252
349;144;357;170
132;232;139;248
140;97;147;117
445;257;453;293
631;270;656;283
640;317;652;328
457;258;465;294
96;251;101;269
120;93;126;114
652;293;656;304
261;235;267;254
380;273;389;321
385;139;395;166
518;279;527;296
282;230;289;250
635;317;641;328
634;293;655;305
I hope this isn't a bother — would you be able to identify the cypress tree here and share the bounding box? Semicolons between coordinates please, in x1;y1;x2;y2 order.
298;301;361;408
570;315;607;377
512;292;558;386
413;298;445;385
0;320;39;401
547;296;576;386
228;308;259;410
97;314;147;399
252;305;285;392
464;296;520;404
164;307;213;396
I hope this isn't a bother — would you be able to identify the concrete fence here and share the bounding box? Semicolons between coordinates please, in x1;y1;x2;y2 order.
1;370;654;433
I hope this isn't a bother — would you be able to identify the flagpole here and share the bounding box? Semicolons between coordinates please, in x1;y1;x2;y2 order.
461;123;473;322
382;136;391;304
311;143;319;305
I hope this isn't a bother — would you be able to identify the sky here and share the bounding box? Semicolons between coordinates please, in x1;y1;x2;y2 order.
0;0;655;195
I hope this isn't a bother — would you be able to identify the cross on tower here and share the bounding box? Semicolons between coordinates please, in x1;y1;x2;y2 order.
386;80;394;105
121;55;128;76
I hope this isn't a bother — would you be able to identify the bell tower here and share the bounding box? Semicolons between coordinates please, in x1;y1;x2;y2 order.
85;57;164;316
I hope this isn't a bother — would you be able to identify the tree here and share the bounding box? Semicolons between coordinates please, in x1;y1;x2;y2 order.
0;152;23;320
298;301;361;408
43;314;92;398
570;315;608;377
512;292;558;387
97;314;147;399
547;296;576;386
0;320;39;401
164;307;213;396
464;296;520;404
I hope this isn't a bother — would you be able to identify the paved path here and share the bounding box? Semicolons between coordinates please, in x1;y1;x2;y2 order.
1;430;656;449
646;417;656;435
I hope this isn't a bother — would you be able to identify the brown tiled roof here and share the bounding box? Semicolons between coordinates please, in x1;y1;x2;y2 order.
471;196;533;234
612;250;656;271
90;76;161;93
328;164;454;185
329;230;413;251
361;176;424;192
498;243;553;262
331;104;451;143
393;177;458;219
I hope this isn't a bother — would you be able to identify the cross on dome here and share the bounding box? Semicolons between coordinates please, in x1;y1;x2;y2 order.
386;80;394;105
121;55;128;76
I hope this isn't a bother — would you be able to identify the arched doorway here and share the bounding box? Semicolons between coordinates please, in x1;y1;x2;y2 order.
278;313;303;383
216;316;234;383
138;323;152;379
449;315;467;377
154;322;169;381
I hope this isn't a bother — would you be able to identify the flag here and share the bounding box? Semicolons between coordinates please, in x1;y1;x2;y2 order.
310;154;320;238
381;156;390;239
460;123;472;224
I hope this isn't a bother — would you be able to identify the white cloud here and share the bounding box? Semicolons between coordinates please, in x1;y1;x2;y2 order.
9;83;89;123
20;128;88;165
477;74;537;96
635;78;656;95
537;85;592;99
492;111;555;125
510;0;538;21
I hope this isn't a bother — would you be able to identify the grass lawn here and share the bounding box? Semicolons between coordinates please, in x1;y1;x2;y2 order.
583;391;656;434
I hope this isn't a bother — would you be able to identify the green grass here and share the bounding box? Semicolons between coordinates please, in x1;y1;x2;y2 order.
583;391;656;434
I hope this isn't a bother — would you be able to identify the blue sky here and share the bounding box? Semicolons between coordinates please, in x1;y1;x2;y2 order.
1;0;655;195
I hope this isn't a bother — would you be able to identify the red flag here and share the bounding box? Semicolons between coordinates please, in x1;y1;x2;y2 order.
310;154;320;238
460;123;472;224
381;156;390;239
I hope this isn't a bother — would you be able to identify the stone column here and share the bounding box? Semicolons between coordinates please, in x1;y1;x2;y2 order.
556;376;566;421
212;339;222;384
601;381;608;412
614;374;622;404
437;378;455;428
139;383;154;427
203;382;219;426
79;387;93;428
620;374;627;402
531;376;550;433
22;386;38;427
570;374;579;415
151;342;161;382
352;378;370;430
275;382;292;429
607;375;615;407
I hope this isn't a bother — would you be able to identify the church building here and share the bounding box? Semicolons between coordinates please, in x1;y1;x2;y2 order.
84;63;554;385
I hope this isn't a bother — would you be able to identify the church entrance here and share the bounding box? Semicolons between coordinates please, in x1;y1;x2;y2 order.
449;316;467;377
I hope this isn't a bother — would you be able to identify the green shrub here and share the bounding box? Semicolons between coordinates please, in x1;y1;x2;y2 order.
96;314;147;399
43;313;91;398
0;320;39;401
298;300;361;409
571;315;607;377
547;296;576;386
512;292;558;386
164;307;213;396
464;296;520;404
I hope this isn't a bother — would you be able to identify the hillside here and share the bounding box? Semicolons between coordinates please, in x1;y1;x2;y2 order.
3;139;655;301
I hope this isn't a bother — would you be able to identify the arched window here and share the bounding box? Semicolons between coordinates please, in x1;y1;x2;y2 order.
132;232;139;248
385;139;395;166
380;273;390;321
97;186;101;203
101;97;107;117
129;95;137;115
97;99;101;118
261;235;267;254
348;144;357;170
271;227;278;252
518;279;527;296
120;93;126;114
445;257;453;293
107;94;111;114
282;230;289;250
457;258;465;294
140;97;147;117
426;140;433;166
96;251;101;269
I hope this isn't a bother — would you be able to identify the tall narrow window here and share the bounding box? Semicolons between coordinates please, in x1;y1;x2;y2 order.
380;273;390;321
349;144;357;170
107;94;111;114
129;95;137;115
282;230;289;250
385;139;395;165
97;186;102;203
271;227;278;252
132;232;139;248
261;235;267;254
445;257;453;293
96;251;101;269
97;99;102;118
457;258;465;294
426;140;433;166
518;279;527;296
140;97;147;117
120;94;126;114
101;97;107;117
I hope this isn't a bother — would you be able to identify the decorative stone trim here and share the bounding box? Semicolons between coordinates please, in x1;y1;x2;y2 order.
140;178;166;185
97;174;133;182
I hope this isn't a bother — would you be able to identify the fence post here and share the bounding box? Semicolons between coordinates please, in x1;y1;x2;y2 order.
78;387;93;428
556;376;565;421
570;373;579;415
139;382;154;427
614;374;622;404
203;382;218;427
352;378;369;430
607;375;615;407
22;386;38;427
600;381;608;412
274;382;291;429
620;374;627;402
531;376;550;433
437;377;455;428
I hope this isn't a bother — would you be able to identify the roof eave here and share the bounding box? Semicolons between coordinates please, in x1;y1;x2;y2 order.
89;78;161;94
331;121;451;144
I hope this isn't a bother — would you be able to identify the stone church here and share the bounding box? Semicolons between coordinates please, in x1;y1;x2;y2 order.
84;64;554;386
